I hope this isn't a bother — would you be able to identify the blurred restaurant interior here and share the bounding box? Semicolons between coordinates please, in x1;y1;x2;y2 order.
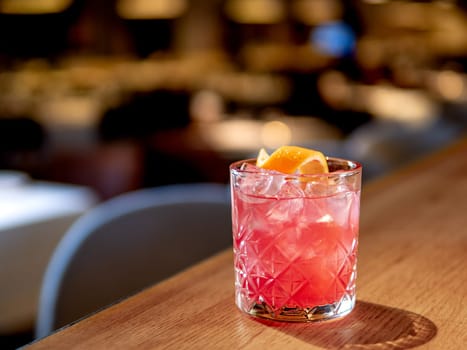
1;0;467;347
1;0;467;197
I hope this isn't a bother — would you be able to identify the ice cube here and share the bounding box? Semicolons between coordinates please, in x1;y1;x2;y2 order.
301;194;329;224
235;164;285;200
239;162;256;172
316;214;333;223
267;182;305;222
277;180;305;198
259;173;286;197
325;191;353;226
304;179;332;197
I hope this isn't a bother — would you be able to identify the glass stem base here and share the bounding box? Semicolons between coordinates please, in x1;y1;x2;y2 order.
239;294;355;323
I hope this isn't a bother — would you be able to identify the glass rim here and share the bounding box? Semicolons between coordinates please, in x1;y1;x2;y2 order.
230;156;362;179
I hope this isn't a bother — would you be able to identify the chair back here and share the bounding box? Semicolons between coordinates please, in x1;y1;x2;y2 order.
35;183;232;339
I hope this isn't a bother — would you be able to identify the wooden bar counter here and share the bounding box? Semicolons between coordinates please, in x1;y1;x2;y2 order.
27;138;467;349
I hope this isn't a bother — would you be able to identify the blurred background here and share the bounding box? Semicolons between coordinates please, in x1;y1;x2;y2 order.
1;0;467;346
1;0;467;199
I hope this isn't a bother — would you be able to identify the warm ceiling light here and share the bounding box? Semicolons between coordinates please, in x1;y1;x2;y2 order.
224;0;286;24
361;0;388;4
0;0;72;14
190;90;224;123
116;0;187;20
364;86;436;127
434;0;456;8
291;0;343;25
436;70;465;101
261;120;292;149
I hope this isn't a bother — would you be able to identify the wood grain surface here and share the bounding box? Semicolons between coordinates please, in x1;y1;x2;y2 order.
26;138;467;349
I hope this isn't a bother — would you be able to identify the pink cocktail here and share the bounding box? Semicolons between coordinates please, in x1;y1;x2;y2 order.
230;157;362;322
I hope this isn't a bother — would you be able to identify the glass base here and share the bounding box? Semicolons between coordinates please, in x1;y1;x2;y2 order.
240;294;355;323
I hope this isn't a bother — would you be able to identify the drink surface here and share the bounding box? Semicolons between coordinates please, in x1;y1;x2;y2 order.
231;160;360;315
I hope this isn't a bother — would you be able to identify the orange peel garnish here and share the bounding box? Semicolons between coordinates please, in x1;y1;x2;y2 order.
256;146;328;174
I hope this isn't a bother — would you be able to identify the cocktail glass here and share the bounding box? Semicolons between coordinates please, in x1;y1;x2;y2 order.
230;157;362;322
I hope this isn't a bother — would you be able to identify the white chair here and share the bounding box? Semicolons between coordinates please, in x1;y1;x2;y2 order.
35;183;232;339
0;179;98;335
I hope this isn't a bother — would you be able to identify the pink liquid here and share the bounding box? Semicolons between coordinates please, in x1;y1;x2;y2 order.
232;184;360;314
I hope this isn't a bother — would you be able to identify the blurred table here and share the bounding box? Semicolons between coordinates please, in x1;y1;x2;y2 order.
27;137;467;349
0;174;98;334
